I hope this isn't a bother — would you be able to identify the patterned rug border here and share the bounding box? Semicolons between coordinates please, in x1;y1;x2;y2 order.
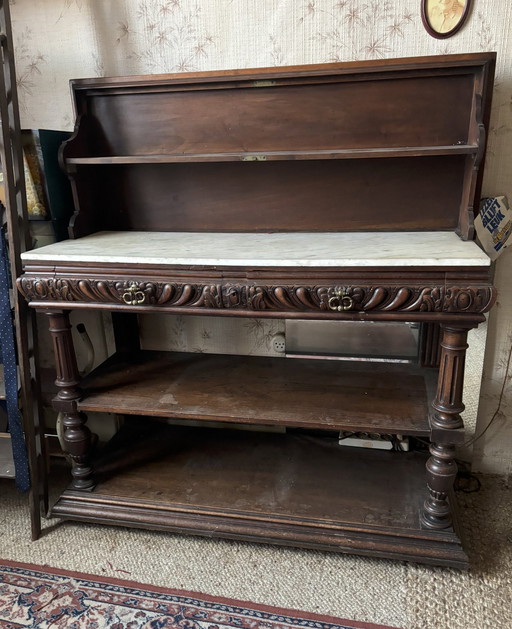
0;558;400;629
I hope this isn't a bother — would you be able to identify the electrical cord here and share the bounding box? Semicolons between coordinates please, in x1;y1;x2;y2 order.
463;339;512;448
412;437;482;493
454;458;482;493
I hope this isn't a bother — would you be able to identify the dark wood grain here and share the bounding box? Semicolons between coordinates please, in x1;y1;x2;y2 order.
57;52;496;239
46;310;94;490
65;144;478;164
84;157;465;233
17;54;497;565
420;323;442;368
51;421;468;567
78;350;434;436
423;326;470;529
77;76;473;156
18;274;496;319
68;51;495;90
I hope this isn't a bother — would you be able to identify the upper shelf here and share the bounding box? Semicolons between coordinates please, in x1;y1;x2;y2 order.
59;54;496;239
65;145;478;165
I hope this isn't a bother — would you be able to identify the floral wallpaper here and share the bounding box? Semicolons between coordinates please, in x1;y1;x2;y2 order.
139;314;285;358
9;0;512;474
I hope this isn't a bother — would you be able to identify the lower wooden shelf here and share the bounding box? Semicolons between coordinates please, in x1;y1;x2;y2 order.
51;421;467;567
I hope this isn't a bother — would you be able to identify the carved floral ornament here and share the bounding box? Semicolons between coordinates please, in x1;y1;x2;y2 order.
17;278;495;314
421;0;472;39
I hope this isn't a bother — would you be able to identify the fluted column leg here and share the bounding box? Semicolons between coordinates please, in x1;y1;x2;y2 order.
47;310;94;490
422;325;468;530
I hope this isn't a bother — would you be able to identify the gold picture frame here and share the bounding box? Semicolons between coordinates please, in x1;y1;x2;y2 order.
421;0;472;39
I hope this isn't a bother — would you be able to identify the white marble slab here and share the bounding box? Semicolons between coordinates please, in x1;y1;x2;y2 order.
21;231;490;267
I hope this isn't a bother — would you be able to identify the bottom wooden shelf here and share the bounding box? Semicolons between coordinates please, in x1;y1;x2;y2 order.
51;420;467;567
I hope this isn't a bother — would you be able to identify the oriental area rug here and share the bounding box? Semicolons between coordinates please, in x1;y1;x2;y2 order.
0;560;398;629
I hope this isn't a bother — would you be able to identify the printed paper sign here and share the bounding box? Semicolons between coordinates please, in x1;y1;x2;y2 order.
475;196;512;260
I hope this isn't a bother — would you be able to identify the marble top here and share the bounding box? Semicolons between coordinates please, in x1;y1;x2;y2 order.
21;231;490;268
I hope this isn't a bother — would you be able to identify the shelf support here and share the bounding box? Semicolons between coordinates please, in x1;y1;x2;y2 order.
47;310;94;490
422;324;469;530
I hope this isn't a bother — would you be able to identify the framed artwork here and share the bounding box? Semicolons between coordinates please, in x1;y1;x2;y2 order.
421;0;472;39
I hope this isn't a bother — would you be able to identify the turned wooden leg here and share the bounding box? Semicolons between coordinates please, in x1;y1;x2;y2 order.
422;325;468;530
47;310;94;490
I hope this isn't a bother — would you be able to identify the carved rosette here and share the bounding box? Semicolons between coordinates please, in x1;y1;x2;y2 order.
17;278;496;314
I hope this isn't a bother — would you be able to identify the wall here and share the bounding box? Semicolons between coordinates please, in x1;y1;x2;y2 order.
10;0;512;474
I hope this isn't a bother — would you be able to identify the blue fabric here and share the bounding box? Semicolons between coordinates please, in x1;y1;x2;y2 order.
0;226;30;491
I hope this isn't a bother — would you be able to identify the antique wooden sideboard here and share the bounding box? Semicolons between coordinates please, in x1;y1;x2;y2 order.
17;52;496;567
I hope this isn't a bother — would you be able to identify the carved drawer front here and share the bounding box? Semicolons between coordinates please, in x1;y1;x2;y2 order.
18;277;495;315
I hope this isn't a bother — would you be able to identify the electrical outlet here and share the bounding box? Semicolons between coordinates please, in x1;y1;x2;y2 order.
272;333;286;353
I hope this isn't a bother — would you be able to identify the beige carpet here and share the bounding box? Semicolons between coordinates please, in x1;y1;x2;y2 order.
0;473;511;629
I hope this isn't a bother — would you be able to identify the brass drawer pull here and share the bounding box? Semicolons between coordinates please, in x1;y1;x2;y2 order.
122;283;146;305
328;290;353;312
